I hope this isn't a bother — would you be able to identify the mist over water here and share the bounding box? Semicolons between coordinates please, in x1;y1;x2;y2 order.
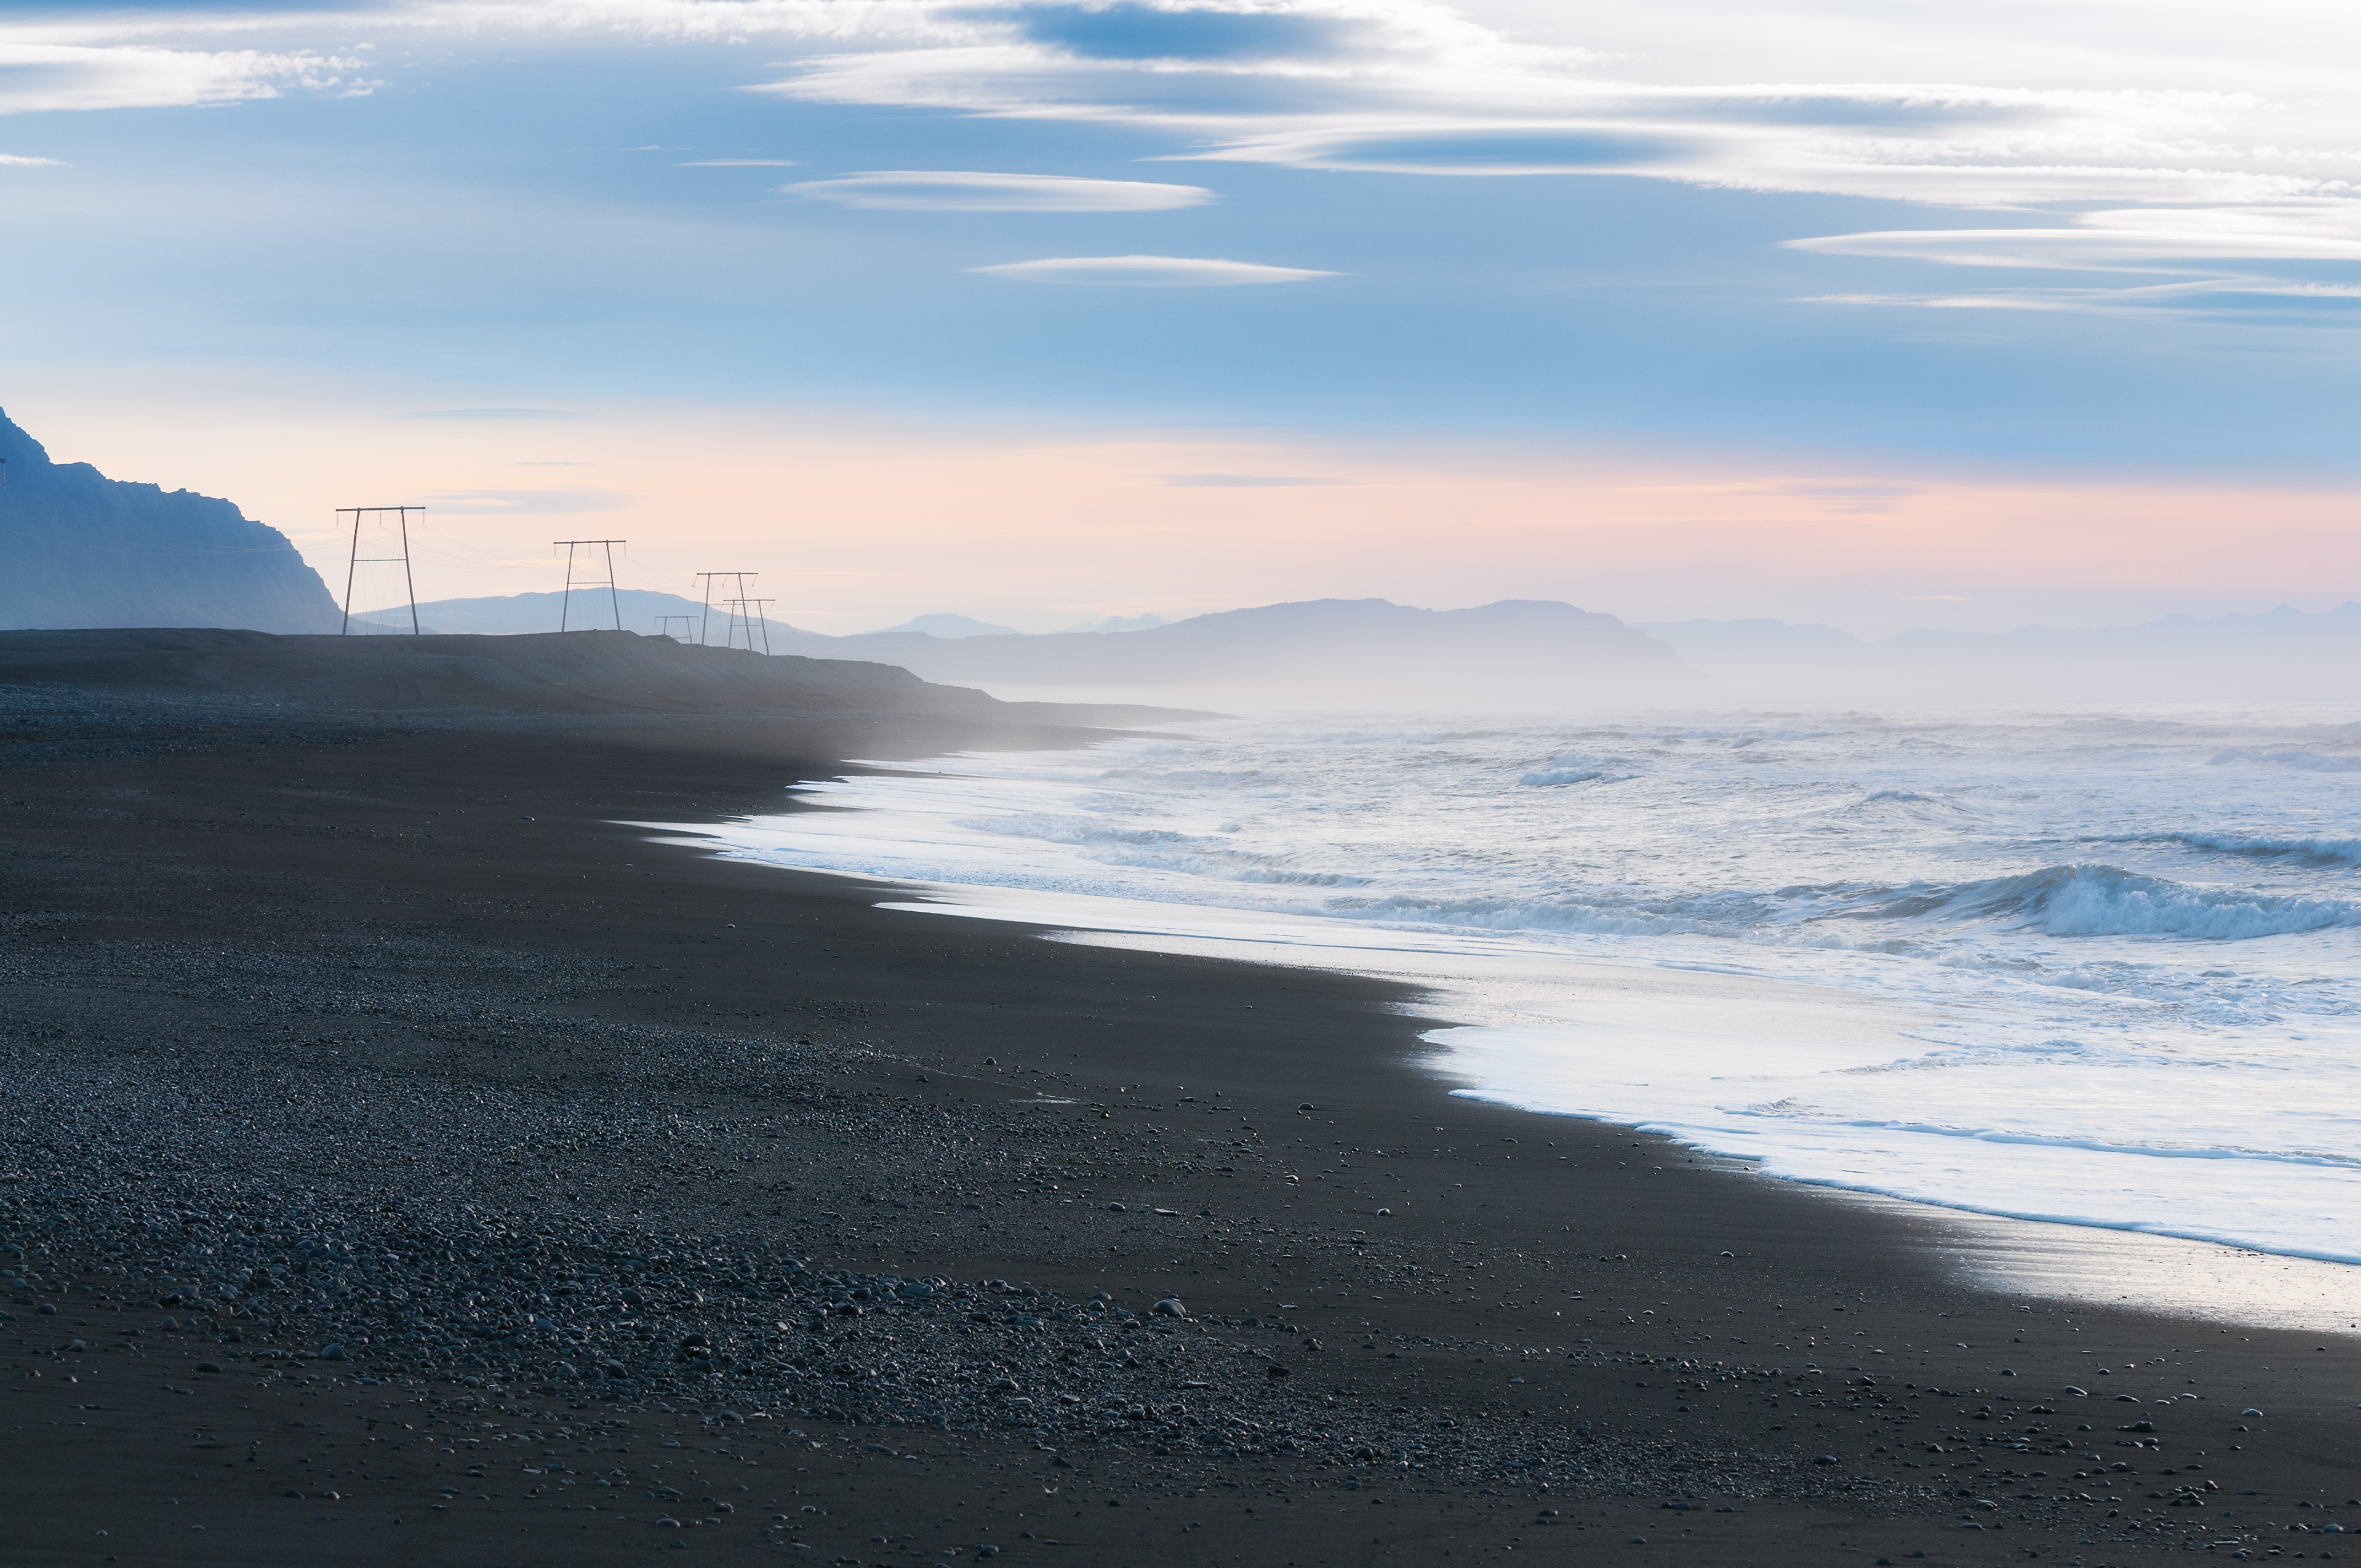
695;707;2361;1265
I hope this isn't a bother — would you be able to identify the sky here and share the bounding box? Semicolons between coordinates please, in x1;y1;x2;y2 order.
3;0;2358;637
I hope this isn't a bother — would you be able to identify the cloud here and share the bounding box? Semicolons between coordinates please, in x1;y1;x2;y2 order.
754;9;2290;214
787;169;1212;211
1201;125;1701;177
20;0;2361;318
970;253;1338;285
0;153;61;166
417;488;631;514
727;1;2361;314
396;407;593;420
1807;274;2361;319
1788;209;2361;270
0;41;372;115
1895;329;2020;345
1154;472;1341;486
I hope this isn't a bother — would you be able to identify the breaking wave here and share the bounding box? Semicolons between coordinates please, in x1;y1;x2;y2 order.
2141;831;2361;868
1859;864;2361;941
1517;752;1641;787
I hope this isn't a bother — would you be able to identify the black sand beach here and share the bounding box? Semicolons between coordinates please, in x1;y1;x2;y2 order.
3;643;2357;1566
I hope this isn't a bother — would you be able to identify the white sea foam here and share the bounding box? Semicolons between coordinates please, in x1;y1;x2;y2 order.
663;707;2361;1271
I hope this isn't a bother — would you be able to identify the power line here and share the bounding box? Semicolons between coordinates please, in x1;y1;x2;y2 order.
654;614;698;641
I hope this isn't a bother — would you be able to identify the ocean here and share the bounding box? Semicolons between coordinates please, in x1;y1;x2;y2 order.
674;707;2361;1272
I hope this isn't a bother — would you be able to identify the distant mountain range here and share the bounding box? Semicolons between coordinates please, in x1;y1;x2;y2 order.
383;589;2361;708
0;407;339;633
385;594;1173;641
801;597;1698;707
863;612;1018;639
382;592;1696;707
376;588;721;638
4;397;2348;710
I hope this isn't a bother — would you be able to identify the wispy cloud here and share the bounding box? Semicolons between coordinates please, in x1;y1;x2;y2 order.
1789;206;2361;270
0;41;373;115
16;0;2361;320
397;407;593;420
750;6;2306;216
971;253;1338;285
787;168;1212;211
0;152;60;166
1154;472;1341;486
419;488;630;514
1620;476;1922;513
1807;275;2361;319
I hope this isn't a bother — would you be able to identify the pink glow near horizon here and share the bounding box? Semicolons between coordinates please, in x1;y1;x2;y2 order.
17;385;2357;640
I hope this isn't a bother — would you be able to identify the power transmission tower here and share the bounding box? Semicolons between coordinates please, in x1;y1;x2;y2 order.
694;571;760;649
654;614;698;642
338;506;422;635
725;597;775;655
555;539;625;631
693;572;728;646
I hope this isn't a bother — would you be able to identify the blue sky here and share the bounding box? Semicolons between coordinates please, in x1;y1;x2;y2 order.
3;1;2358;633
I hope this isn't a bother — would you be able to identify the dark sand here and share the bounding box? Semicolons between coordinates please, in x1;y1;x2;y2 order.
4;683;2357;1566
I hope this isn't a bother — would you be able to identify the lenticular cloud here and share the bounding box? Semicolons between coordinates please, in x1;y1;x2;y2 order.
787;170;1214;212
969;254;1340;286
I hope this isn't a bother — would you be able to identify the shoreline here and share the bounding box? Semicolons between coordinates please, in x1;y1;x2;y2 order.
4;690;2356;1565
695;812;2361;1287
692;715;2361;1282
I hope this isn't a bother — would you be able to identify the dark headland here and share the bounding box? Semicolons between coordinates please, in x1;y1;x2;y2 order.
3;629;2354;1568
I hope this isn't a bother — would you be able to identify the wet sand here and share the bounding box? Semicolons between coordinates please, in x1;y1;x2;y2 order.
4;687;2357;1566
